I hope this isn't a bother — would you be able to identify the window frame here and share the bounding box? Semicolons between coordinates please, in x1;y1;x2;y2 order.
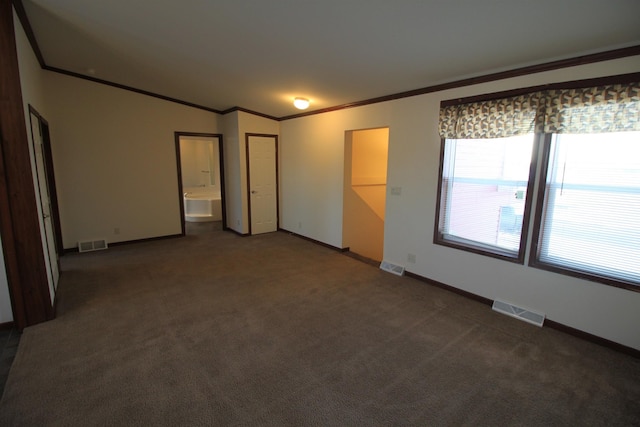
528;134;640;293
433;135;541;264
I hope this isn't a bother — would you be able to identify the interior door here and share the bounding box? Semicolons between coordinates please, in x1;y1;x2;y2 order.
247;134;278;234
30;112;59;300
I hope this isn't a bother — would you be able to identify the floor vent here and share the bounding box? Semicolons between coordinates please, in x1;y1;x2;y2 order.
380;261;405;276
492;299;545;327
78;239;108;253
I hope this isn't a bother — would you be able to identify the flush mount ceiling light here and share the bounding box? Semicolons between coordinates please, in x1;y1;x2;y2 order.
293;97;310;110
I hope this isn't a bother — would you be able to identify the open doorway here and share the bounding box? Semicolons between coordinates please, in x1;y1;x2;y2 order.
342;127;389;262
175;133;226;235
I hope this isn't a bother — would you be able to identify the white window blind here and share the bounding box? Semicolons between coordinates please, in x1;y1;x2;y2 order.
439;135;534;256
538;131;640;285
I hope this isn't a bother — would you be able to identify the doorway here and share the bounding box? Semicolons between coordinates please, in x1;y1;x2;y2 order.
343;127;389;262
28;107;62;302
246;134;278;235
175;133;226;235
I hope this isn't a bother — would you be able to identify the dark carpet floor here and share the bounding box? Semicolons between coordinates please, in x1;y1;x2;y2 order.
0;223;639;425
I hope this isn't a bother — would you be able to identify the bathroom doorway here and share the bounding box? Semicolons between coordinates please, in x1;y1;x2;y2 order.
342;127;389;262
175;133;226;235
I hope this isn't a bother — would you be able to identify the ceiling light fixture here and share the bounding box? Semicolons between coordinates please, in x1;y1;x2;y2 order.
293;97;310;110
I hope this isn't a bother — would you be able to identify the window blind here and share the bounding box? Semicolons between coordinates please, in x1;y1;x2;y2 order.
538;132;640;285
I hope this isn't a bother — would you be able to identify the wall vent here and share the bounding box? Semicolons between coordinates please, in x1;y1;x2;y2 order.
492;299;545;327
78;239;108;253
380;260;405;276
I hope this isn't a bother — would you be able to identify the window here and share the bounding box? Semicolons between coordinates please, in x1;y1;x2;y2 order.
435;79;640;291
436;135;535;260
532;131;640;288
435;91;543;261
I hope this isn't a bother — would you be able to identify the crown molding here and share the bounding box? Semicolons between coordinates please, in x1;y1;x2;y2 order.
220;106;279;121
279;45;640;120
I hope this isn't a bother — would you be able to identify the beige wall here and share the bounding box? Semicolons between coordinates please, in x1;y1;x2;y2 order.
44;72;221;248
280;55;640;350
343;128;389;261
179;136;222;194
221;112;242;232
351;128;389;187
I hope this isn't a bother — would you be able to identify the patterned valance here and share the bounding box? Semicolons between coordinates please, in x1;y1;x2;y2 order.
544;83;640;134
438;93;545;139
439;82;640;139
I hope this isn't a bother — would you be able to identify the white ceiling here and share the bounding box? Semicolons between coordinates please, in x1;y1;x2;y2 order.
22;0;640;118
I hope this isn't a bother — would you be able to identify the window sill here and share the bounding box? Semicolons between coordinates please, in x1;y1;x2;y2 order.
529;259;640;293
435;234;525;264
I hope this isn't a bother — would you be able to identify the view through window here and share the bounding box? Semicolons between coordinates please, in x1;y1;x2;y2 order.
438;135;534;257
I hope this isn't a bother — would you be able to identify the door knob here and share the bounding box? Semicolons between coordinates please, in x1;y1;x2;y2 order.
251;190;257;194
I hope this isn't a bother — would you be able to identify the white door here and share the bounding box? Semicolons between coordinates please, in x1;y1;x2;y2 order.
248;135;278;234
30;113;59;301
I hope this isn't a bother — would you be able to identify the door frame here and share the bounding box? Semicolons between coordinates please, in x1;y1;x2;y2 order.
174;132;226;234
28;106;61;300
28;106;63;254
245;133;279;235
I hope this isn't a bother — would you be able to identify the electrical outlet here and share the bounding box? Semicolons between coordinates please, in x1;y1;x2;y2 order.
298;221;302;229
407;253;416;264
391;186;402;196
114;227;120;235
